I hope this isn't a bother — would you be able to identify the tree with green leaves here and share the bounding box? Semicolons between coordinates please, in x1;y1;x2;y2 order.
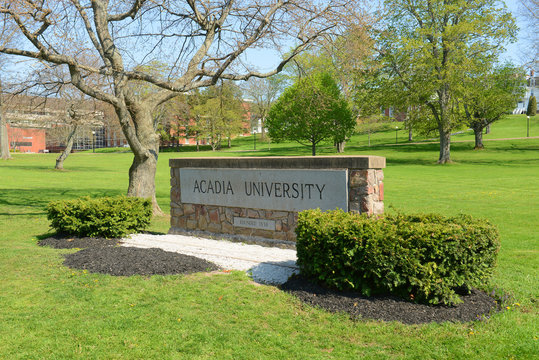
267;72;354;156
462;64;525;149
376;0;517;163
527;95;537;116
191;81;245;151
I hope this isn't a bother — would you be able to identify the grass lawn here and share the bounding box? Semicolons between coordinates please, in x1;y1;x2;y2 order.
1;115;538;359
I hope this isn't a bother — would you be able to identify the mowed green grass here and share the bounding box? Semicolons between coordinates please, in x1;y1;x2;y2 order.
1;116;538;359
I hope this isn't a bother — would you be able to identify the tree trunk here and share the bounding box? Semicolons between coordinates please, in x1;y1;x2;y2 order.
311;142;316;156
404;115;413;141
435;85;452;164
485;124;490;134
473;125;484;149
0;120;10;160
438;128;452;164
127;151;162;215
227;136;231;148
119;106;164;215
55;124;78;170
0;79;11;160
336;141;346;153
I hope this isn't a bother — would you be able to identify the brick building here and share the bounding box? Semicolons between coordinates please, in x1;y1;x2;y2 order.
2;94;126;153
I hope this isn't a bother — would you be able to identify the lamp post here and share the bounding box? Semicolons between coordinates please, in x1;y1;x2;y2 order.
527;116;530;137
395;126;398;144
253;128;257;150
92;130;96;153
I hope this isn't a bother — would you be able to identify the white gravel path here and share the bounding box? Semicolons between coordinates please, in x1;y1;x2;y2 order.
121;234;298;285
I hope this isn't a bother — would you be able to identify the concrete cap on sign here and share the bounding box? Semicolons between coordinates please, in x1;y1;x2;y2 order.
169;156;386;169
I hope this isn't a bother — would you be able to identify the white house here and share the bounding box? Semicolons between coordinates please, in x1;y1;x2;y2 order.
514;70;539;114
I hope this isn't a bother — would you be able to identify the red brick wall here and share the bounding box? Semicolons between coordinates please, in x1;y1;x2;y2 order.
7;125;47;153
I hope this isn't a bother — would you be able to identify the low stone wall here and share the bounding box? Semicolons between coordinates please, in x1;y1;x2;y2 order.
169;156;385;242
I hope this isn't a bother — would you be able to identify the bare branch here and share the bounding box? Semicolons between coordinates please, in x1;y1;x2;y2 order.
108;0;146;21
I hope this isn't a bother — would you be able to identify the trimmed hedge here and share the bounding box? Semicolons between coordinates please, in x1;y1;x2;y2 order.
295;209;500;305
47;196;152;238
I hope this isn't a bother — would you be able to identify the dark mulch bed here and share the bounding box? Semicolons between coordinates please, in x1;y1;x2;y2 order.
38;234;121;249
63;247;220;276
280;275;499;324
40;236;499;324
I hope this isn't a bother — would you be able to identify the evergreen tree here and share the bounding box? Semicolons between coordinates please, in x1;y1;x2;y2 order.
527;95;537;116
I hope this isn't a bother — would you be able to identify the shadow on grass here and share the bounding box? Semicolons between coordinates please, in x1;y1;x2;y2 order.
0;212;47;216
0;188;124;212
3;164;115;173
36;232;56;240
0;164;60;171
347;140;539;167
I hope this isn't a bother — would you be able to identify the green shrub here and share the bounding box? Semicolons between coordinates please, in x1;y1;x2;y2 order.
527;95;536;116
295;209;500;305
47;196;152;238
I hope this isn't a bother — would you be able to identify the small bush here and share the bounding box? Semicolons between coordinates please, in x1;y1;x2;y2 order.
47;196;152;238
295;209;500;305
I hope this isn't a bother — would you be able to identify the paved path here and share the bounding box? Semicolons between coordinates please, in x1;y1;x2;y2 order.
121;234;298;285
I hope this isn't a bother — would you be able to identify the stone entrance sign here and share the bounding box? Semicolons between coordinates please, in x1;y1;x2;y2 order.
169;156;385;242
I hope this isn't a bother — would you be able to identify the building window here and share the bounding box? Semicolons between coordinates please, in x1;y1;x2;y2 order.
12;142;32;147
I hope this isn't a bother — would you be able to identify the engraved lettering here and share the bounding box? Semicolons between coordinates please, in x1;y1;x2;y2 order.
264;182;273;197
200;180;207;193
274;182;282;197
291;183;299;198
253;182;261;196
316;184;326;200
305;184;315;198
282;183;290;198
244;181;252;196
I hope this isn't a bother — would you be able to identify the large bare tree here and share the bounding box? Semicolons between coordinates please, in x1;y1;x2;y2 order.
0;0;356;213
517;0;538;68
242;76;284;140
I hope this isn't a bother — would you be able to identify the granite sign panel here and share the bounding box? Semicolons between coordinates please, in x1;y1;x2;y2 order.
180;168;348;212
